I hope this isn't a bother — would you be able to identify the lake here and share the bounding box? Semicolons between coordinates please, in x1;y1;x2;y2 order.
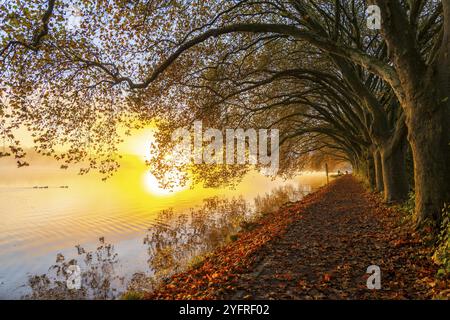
0;155;329;299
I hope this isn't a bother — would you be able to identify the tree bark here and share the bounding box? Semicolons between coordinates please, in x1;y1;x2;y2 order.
407;91;449;229
408;1;449;229
380;140;409;203
373;150;384;193
366;153;376;191
354;152;375;190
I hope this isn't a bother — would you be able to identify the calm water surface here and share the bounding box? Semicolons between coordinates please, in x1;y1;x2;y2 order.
0;156;328;299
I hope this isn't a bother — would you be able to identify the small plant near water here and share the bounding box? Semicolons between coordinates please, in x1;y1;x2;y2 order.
432;204;450;279
187;253;210;270
239;220;258;231
399;191;416;215
25;238;123;300
392;191;415;226
121;290;145;300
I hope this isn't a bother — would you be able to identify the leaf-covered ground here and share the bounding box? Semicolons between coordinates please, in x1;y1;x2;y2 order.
145;176;447;300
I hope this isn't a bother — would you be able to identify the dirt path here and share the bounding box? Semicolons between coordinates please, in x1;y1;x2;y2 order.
147;176;441;300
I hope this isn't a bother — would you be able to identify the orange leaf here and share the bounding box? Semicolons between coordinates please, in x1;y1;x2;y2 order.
323;273;332;282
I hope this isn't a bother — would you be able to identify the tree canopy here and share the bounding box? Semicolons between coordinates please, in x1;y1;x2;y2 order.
1;0;448;231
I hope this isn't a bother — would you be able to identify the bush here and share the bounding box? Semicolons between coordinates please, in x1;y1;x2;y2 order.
400;191;415;215
121;291;145;300
432;204;450;277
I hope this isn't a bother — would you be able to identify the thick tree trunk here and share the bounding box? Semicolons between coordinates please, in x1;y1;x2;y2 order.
380;140;409;203
373;150;384;193
366;153;376;191
407;94;449;229
408;2;449;230
354;153;375;190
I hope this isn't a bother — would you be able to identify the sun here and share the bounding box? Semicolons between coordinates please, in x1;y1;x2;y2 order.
143;171;187;196
121;126;189;196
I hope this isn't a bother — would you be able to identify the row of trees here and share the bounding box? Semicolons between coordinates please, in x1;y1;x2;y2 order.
0;0;448;232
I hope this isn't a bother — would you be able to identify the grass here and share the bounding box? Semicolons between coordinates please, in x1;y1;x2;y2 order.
121;291;145;300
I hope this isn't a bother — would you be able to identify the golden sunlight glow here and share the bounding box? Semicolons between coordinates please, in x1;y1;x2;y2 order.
120;127;156;161
143;171;188;196
118;126;191;196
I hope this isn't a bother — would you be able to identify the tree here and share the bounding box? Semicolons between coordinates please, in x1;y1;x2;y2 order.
1;0;447;231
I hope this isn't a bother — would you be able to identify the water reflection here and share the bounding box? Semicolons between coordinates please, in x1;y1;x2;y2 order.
25;181;321;299
254;184;314;214
25;238;123;300
144;197;250;279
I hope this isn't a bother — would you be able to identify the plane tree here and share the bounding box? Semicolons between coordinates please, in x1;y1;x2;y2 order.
1;0;447;230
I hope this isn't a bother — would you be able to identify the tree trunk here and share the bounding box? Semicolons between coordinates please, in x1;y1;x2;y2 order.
366;153;376;191
407;1;449;230
380;140;409;203
354;153;375;190
373;150;384;193
407;93;449;229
